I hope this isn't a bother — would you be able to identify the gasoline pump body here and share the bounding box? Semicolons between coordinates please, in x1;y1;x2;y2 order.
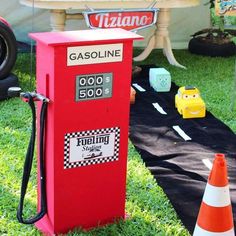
12;28;142;235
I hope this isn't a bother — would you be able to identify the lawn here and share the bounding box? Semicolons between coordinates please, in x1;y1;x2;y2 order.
0;49;235;236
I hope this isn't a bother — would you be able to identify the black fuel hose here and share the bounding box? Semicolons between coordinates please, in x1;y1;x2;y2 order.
17;93;47;224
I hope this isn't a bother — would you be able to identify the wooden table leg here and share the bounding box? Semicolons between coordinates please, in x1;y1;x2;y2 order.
50;9;66;31
134;8;186;69
163;36;186;69
133;33;156;61
157;8;186;68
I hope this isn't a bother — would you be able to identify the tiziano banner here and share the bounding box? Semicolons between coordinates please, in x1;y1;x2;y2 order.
83;8;158;31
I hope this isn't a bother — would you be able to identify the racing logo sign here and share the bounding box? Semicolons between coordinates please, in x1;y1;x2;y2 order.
83;9;158;31
64;127;120;169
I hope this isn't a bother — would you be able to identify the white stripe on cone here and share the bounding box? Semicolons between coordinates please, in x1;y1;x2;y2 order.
193;224;235;236
202;183;231;207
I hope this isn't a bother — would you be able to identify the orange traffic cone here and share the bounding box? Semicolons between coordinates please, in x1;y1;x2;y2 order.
193;153;235;236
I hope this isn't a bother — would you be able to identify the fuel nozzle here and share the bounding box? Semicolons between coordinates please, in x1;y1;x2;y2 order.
8;87;50;103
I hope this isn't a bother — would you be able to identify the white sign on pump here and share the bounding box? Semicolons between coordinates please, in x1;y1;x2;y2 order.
67;43;123;66
64;127;120;169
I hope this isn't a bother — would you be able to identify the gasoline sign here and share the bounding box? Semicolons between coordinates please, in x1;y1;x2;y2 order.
67;43;123;66
83;9;158;31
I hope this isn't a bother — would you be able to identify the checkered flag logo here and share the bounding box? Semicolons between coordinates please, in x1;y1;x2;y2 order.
64;127;120;169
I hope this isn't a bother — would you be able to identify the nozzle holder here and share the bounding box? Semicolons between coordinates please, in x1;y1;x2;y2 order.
8;87;22;98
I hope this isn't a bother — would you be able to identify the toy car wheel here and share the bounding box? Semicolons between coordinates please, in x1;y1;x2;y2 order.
0;73;19;100
0;21;17;80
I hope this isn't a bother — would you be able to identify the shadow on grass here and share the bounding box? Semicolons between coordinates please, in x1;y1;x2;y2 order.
0;183;40;235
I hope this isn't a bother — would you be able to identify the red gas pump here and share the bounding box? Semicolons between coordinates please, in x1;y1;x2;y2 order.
10;28;142;235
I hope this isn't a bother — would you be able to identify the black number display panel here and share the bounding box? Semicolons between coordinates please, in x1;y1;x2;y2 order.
76;73;113;101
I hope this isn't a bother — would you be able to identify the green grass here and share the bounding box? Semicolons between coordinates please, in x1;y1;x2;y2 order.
0;50;235;235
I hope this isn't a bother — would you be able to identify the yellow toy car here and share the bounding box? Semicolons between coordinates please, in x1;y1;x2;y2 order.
175;86;206;119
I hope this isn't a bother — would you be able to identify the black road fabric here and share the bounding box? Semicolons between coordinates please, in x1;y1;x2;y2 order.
129;65;236;234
